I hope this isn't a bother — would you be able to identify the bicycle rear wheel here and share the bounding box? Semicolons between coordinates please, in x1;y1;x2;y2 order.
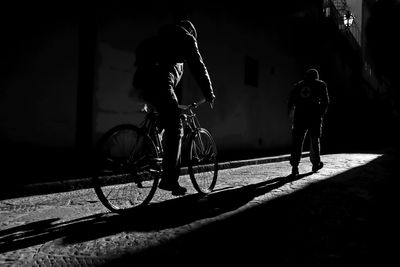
92;124;160;213
188;128;218;194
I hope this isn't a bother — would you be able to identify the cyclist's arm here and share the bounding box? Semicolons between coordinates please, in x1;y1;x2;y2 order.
184;35;215;102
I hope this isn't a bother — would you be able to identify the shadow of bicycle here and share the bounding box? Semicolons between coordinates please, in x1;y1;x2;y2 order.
117;172;313;230
0;173;311;253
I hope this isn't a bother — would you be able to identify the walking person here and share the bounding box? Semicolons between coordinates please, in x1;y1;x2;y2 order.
132;20;216;195
288;68;329;176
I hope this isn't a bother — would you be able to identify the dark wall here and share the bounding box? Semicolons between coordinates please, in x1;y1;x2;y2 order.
365;0;400;145
0;0;391;189
0;4;81;184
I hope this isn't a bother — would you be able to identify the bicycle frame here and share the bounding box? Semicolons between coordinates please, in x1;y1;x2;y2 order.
92;98;216;212
138;99;206;160
137;106;164;156
180;98;206;137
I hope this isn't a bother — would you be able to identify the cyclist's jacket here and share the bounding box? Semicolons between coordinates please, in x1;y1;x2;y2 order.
133;24;214;102
288;78;329;119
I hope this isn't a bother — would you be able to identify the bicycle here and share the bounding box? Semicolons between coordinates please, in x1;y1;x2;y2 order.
92;99;218;213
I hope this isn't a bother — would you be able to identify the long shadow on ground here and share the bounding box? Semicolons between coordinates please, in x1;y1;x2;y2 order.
101;152;399;266
1;152;398;266
0;173;309;254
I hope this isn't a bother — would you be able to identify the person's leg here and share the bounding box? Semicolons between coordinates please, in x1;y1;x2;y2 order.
159;105;183;184
142;80;186;195
290;123;307;175
309;134;321;165
156;95;186;195
310;118;323;172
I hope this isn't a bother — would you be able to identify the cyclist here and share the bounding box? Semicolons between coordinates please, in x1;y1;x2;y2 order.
132;20;216;195
288;68;329;176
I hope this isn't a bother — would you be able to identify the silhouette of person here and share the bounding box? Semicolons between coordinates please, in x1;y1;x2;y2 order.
132;20;215;195
288;68;329;176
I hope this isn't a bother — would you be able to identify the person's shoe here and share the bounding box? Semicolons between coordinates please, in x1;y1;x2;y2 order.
158;180;187;196
312;162;324;172
291;166;299;176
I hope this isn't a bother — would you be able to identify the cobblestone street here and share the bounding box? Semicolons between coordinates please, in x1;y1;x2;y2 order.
1;151;398;266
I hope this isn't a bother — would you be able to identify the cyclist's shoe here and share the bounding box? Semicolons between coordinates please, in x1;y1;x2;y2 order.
291;166;299;176
312;162;324;172
158;181;187;196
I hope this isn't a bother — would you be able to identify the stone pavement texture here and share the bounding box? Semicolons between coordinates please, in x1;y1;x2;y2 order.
0;150;398;266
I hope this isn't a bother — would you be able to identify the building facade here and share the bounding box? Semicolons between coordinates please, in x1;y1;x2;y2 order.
0;0;387;183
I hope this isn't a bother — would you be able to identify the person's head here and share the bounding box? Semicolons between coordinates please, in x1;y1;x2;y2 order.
305;68;319;81
177;20;197;39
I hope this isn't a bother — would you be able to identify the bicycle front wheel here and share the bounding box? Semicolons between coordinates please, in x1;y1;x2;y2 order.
188;128;218;194
92;124;160;213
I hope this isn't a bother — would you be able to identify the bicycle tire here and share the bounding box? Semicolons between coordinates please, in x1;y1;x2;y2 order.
92;124;160;213
188;128;218;194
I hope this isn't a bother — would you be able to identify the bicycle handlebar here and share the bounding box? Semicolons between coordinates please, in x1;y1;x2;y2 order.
178;98;207;111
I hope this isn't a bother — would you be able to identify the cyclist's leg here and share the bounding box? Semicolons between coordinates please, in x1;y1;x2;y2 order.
160;111;183;183
149;88;186;195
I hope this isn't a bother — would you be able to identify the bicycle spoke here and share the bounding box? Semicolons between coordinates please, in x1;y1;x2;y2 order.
188;128;218;194
92;125;160;213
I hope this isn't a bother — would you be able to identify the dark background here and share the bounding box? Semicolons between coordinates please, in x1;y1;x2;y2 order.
0;0;399;189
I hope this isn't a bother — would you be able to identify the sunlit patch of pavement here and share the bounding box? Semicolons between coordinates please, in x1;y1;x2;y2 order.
0;152;385;266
